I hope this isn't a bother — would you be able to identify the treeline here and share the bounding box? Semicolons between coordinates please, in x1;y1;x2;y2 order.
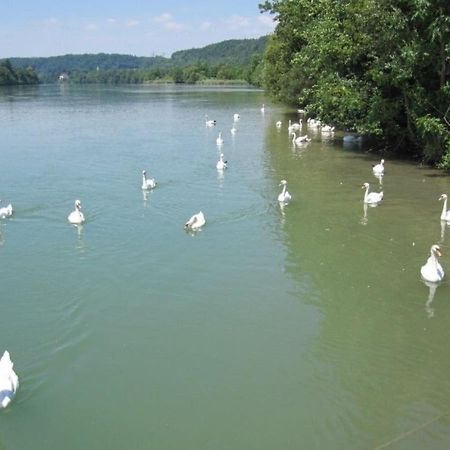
67;56;264;86
7;37;267;85
260;0;450;168
0;60;39;85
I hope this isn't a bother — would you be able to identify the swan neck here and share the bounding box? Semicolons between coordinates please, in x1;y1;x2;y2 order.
364;185;369;202
442;197;448;219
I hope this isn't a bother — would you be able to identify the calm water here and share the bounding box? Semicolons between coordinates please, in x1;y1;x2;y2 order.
1;84;450;450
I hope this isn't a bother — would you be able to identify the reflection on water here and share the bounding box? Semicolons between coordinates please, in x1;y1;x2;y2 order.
373;172;383;185
441;220;450;242
423;280;439;318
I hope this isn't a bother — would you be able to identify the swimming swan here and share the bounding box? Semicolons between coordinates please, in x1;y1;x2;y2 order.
142;170;157;190
439;194;450;221
233;113;240;121
216;132;224;146
278;180;292;203
421;244;444;283
276;120;282;128
0;351;19;409
362;182;383;204
205;115;216;127
260;104;265;113
216;153;227;170
291;131;311;145
68;200;85;225
0;201;13;219
184;211;206;230
372;159;385;175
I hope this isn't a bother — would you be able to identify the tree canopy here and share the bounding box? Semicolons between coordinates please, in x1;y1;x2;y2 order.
260;0;450;167
0;59;39;86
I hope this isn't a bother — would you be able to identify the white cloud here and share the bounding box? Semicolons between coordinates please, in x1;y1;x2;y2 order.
153;13;173;23
106;18;117;24
126;19;140;28
152;12;185;31
258;14;276;28
42;17;60;27
200;21;212;31
85;23;98;31
226;15;250;29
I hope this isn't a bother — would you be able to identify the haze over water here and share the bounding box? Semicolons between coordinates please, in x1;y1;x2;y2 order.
1;84;450;449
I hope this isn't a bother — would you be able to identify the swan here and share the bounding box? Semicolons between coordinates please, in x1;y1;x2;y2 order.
0;201;13;219
205;115;216;127
439;194;450;221
216;153;227;170
0;351;19;409
68;200;85;225
233;113;240;121
278;180;292;203
216;132;224;146
276;120;282;128
184;211;206;230
230;125;237;135
362;182;383;204
321;124;335;132
291;131;311;145
421;244;444;283
141;170;157;190
372;159;385;175
260;104;265;113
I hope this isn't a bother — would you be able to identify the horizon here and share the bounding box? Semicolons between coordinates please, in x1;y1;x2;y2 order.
4;36;269;61
0;1;276;59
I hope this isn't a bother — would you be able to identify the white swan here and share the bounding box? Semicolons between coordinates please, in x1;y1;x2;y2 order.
68;200;85;225
372;159;385;175
362;182;383;204
230;125;237;135
216;153;227;170
141;170;157;190
291;131;311;145
205;115;216;127
260;104;265;113
439;194;450;221
278;180;292;203
184;211;206;230
0;351;19;409
216;132;224;146
421;244;444;283
321;124;335;132
233;113;240;121
275;120;282;128
0;201;13;219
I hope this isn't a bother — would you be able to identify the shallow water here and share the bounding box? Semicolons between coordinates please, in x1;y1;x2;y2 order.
1;84;450;450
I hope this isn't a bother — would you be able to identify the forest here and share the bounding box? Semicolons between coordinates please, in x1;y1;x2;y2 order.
259;0;450;168
0;59;39;85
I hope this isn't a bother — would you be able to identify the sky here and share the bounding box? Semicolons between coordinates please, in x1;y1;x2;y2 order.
0;0;276;58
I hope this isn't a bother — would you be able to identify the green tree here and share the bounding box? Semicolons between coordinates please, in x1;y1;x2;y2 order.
260;0;450;167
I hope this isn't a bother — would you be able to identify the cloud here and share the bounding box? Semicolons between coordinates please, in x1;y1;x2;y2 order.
42;17;60;27
126;19;140;28
200;21;212;31
258;14;276;28
85;23;98;31
153;12;186;31
106;18;117;24
225;15;250;29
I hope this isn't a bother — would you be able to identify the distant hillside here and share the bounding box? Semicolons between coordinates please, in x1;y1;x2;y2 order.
171;37;268;66
6;36;268;82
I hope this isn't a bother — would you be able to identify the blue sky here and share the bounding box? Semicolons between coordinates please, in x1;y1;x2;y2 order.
0;0;276;58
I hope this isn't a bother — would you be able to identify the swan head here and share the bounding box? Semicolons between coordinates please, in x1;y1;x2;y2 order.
431;244;442;257
439;193;447;201
362;182;370;189
279;180;288;186
380;159;385;164
75;200;82;209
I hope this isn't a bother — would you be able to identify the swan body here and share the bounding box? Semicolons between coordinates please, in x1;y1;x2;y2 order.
321;124;335;132
278;180;292;203
184;211;206;230
141;170;157;190
0;351;19;409
307;118;321;128
68;200;85;225
439;194;450;221
230;125;237;135
362;182;383;204
216;132;224;146
260;104;265;113
421;245;444;283
276;120;282;128
205;115;216;127
291;131;311;145
0;202;13;219
216;153;227;170
233;113;240;121
372;159;385;175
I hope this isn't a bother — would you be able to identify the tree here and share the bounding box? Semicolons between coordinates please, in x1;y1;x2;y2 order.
260;0;450;167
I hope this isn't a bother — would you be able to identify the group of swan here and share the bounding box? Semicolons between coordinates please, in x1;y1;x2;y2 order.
0;351;19;409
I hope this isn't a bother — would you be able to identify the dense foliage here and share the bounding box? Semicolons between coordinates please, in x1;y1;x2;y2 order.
6;37;267;86
260;0;450;167
0;59;39;85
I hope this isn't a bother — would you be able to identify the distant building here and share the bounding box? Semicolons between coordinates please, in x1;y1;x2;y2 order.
58;73;69;81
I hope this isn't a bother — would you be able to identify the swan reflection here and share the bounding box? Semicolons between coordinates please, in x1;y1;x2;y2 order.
360;202;369;225
373;172;383;185
422;280;440;318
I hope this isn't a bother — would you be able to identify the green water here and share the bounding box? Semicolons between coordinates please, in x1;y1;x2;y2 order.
1;84;450;450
